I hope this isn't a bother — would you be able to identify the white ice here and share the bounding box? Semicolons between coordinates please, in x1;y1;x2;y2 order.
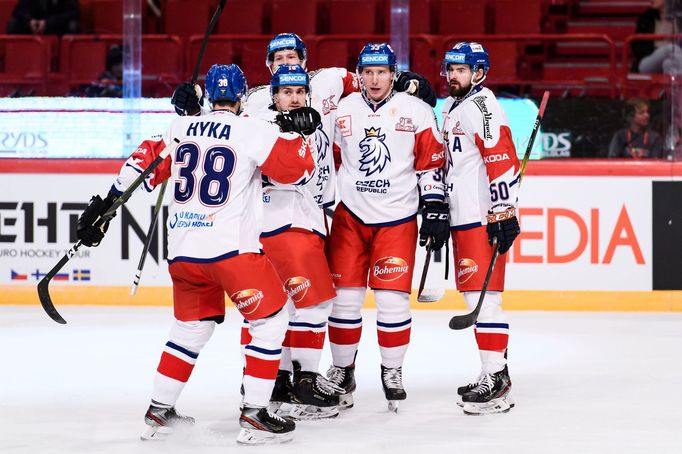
1;305;681;453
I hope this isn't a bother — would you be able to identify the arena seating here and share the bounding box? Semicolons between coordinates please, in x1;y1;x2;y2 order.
0;0;676;98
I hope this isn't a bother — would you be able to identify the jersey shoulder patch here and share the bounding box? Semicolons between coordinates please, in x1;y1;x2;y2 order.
247;85;269;97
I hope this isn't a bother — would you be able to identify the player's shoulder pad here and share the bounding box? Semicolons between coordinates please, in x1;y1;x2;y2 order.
308;68;324;79
247;85;269;97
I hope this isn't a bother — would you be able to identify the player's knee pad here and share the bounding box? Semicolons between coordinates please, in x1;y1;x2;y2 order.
249;307;289;348
463;291;506;324
294;298;333;326
168;319;216;352
331;287;365;319
374;289;410;323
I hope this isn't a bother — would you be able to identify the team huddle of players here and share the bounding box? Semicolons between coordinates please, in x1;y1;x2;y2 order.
75;33;521;445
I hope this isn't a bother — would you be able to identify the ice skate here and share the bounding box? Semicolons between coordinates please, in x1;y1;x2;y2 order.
289;361;341;420
461;366;514;415
237;406;295;445
267;369;295;417
140;403;195;441
456;374;483;407
326;363;357;409
381;365;406;412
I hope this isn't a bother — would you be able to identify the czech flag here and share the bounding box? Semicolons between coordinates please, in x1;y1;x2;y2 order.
11;270;27;280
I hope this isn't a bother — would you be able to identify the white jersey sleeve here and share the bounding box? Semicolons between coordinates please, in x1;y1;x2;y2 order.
442;87;520;229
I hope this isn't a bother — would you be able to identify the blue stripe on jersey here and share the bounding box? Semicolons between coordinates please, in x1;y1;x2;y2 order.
509;175;520;188
167;249;239;264
450;221;482;231
312;229;327;240
166;341;199;359
109;185;123;196
422;194;445;201
260;224;293;238
328;316;363;325
244;345;282;355
289;321;327;329
342;202;417;227
377;318;412;328
321;200;336;208
475;322;510;329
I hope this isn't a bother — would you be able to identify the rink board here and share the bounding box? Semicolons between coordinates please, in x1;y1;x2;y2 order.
1;159;682;311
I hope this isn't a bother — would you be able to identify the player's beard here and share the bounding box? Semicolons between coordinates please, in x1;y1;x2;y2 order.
448;80;471;98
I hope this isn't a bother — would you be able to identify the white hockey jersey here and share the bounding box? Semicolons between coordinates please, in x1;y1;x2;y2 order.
243;67;359;208
251;107;326;237
333;92;445;226
111;110;314;262
441;86;520;229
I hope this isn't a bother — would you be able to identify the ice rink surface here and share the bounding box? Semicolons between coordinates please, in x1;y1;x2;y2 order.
2;305;681;454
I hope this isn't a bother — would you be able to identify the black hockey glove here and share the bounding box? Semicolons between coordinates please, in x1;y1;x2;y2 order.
395;71;437;107
275;106;322;136
419;201;450;250
76;193;118;247
171;82;202;116
486;209;520;254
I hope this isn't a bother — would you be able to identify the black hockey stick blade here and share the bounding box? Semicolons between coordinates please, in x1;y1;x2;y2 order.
449;239;499;330
37;241;83;324
417;243;432;302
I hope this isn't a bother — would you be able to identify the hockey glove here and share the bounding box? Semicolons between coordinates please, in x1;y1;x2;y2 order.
275;106;322;136
77;193;118;247
486;208;520;254
395;71;437;107
419;201;450;250
171;82;203;116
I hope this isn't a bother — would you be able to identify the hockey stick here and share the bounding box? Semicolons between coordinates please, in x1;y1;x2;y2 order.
130;179;167;295
449;90;550;330
130;0;227;295
416;241;432;301
37;139;181;324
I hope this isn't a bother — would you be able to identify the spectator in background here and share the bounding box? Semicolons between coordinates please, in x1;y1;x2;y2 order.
631;0;682;75
609;98;664;158
81;44;123;97
6;0;79;35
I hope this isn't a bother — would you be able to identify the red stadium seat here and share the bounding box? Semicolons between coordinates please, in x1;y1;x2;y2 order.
233;36;275;86
60;35;121;89
142;35;184;97
485;42;519;83
164;0;211;38
216;0;265;34
0;36;50;96
566;21;636;43
434;0;487;34
494;0;542;34
92;0;123;34
328;0;378;34
271;0;319;35
0;0;16;32
187;35;236;81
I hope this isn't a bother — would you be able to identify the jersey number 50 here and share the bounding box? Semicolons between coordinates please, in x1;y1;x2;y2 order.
175;143;236;206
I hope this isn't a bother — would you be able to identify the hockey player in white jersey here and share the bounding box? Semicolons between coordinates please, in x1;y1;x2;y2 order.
75;64;317;444
245;64;344;420
440;42;521;415
325;43;449;412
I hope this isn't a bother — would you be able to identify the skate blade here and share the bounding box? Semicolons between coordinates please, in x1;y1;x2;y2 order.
387;400;400;413
462;395;514;415
140;424;173;441
338;393;354;410
289;404;339;421
236;428;294;445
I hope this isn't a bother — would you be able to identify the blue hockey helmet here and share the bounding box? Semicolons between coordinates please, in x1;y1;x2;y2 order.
270;64;310;97
266;33;307;69
205;64;248;103
356;42;397;72
441;42;490;77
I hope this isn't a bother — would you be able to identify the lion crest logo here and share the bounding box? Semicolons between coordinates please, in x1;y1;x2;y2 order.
359;127;391;177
